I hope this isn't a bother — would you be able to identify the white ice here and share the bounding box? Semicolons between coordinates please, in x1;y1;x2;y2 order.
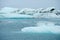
0;7;34;18
0;7;60;18
0;7;19;13
0;14;33;18
21;21;60;34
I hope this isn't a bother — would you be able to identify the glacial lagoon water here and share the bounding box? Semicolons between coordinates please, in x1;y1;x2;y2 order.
0;18;60;40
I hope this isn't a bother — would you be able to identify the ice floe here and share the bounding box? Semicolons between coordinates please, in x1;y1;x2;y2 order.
21;21;60;34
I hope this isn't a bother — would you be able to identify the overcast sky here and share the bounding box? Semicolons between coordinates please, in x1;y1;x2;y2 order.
0;0;60;9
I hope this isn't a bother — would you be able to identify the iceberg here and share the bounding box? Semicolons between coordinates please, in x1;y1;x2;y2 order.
0;7;34;18
21;21;60;34
21;27;50;33
0;7;19;14
0;7;60;18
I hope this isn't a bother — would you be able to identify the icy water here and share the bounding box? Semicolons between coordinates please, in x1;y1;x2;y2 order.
0;18;60;40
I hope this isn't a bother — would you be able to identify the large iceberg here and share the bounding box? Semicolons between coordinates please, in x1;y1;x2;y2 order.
0;7;60;18
21;21;60;34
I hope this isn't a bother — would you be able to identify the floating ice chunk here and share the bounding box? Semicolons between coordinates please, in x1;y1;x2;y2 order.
21;21;54;33
0;7;19;13
21;21;60;34
21;27;50;33
21;26;60;33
